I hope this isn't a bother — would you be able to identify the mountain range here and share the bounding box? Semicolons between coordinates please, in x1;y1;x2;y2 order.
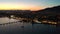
34;6;60;16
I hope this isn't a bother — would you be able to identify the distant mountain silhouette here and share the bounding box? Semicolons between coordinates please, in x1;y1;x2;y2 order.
0;6;60;18
35;6;60;16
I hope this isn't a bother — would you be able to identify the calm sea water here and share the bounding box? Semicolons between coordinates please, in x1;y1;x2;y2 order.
0;17;59;34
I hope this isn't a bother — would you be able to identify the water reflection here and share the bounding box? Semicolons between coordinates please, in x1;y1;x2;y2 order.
0;17;19;24
0;17;57;34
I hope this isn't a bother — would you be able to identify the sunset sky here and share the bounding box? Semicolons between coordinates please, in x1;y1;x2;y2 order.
0;0;60;10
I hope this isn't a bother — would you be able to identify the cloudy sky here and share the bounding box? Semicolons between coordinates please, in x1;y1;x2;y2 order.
0;0;60;10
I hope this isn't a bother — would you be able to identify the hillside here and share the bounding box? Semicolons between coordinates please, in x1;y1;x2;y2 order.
35;6;60;15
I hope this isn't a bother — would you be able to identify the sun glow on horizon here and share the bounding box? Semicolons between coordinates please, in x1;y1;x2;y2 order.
0;0;59;11
0;3;45;11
